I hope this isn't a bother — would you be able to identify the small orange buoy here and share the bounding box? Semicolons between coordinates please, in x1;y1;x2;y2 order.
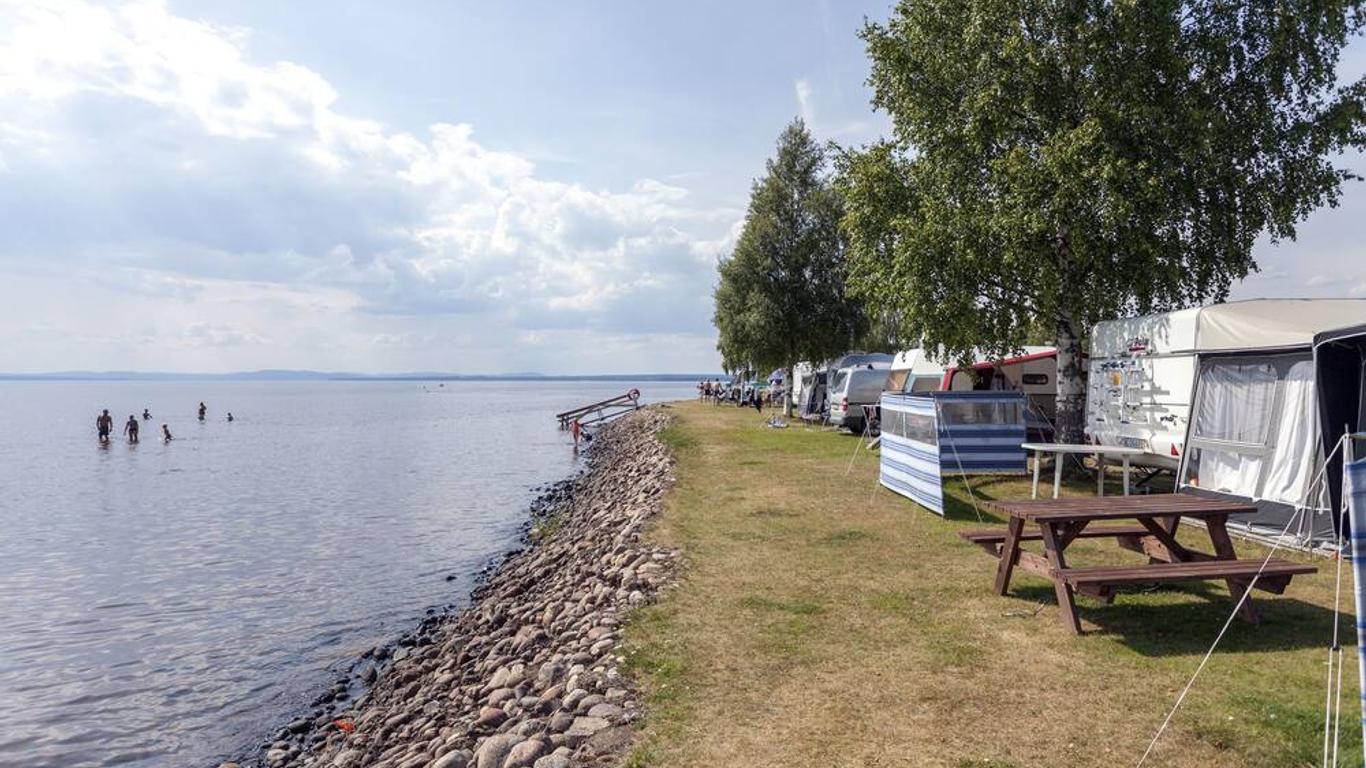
334;719;355;733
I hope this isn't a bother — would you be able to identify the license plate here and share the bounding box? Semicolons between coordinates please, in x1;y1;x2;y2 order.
1118;436;1146;450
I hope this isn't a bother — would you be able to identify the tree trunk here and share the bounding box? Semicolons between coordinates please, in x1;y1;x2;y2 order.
1052;224;1085;446
783;364;795;417
1054;316;1086;445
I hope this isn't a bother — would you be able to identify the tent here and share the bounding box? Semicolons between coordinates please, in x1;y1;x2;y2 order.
1314;324;1366;524
1171;301;1366;546
798;370;828;421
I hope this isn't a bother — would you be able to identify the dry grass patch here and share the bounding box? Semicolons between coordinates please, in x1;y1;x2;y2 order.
622;401;1358;767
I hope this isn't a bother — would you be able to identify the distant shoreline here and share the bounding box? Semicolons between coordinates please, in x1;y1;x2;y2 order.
0;372;721;383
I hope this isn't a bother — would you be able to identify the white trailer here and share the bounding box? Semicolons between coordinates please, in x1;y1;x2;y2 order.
1087;300;1366;476
1086;308;1202;469
886;348;948;393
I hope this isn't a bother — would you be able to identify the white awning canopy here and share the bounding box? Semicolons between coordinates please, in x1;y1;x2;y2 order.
1092;299;1366;356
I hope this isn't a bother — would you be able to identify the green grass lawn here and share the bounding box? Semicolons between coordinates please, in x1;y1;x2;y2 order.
623;401;1360;768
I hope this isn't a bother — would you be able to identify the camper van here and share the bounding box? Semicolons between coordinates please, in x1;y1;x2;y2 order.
827;366;891;434
1087;299;1366;547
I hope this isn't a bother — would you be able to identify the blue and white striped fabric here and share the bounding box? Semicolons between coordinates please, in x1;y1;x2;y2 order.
880;393;945;514
1347;455;1366;740
879;391;1027;516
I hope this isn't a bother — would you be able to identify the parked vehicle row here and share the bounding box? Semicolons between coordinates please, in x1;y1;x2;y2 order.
794;347;1061;441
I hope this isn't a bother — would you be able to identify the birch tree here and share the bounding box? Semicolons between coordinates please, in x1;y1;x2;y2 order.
842;0;1365;441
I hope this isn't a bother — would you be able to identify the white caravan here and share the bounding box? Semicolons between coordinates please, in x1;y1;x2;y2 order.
887;348;948;393
789;361;816;408
1087;300;1366;471
1087;298;1366;547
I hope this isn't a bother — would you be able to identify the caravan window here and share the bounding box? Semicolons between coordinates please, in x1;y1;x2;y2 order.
1191;362;1277;444
886;370;910;392
909;375;941;393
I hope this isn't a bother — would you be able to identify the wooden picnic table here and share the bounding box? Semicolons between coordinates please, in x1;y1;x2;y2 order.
962;493;1317;634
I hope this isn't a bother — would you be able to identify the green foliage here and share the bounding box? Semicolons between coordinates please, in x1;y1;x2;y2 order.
713;119;868;373
840;0;1366;438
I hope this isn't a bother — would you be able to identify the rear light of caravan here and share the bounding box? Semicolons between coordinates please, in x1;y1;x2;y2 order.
841;397;848;411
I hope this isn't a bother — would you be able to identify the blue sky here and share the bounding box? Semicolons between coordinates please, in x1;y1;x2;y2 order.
0;1;1361;374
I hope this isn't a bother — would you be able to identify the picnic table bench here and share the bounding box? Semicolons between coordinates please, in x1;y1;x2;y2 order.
960;493;1317;634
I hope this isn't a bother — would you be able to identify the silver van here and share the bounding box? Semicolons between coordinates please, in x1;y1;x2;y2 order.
826;366;890;433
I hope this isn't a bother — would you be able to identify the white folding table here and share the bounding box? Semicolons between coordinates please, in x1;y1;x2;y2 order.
1021;443;1147;499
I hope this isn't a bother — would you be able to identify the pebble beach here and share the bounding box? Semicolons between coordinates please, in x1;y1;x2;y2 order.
233;408;677;768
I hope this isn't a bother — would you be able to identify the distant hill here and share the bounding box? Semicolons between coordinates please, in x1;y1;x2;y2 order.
0;370;722;382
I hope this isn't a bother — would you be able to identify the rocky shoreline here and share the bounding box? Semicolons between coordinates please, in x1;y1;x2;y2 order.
230;408;677;768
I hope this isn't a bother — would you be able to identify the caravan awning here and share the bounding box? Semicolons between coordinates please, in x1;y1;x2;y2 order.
1198;300;1366;353
1314;323;1366;529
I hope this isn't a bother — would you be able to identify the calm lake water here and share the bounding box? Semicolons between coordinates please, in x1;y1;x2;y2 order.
0;379;695;768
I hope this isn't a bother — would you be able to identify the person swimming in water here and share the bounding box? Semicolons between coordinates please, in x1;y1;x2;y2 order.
96;409;113;443
142;408;151;420
124;414;139;444
162;424;173;442
197;402;206;421
226;412;234;422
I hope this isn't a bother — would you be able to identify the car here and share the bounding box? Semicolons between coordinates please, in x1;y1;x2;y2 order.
826;366;890;434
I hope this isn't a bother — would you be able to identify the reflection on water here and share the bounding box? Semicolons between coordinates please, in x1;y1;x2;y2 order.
0;380;694;767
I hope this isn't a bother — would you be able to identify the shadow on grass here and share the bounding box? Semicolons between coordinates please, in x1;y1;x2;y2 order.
1007;582;1348;656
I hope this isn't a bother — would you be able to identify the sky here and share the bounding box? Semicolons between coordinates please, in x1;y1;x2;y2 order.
0;1;1362;374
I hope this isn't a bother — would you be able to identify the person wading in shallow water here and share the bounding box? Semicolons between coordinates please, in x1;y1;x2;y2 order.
162;424;173;442
142;408;151;421
96;409;113;444
197;402;206;421
124;414;139;444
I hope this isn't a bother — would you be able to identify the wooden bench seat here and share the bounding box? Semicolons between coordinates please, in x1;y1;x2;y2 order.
1059;558;1316;596
958;525;1152;555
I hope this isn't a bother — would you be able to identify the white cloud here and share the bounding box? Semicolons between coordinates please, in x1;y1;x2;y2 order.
794;78;814;125
0;0;732;372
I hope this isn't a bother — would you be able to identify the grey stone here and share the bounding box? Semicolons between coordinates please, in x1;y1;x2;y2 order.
430;749;471;768
561;689;587;711
532;756;569;768
574;694;605;713
586;702;623;721
473;734;520;768
332;749;364;768
563;716;609;747
547;711;574;733
486;687;515;706
584;725;633;755
501;738;545;768
474;705;507;730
